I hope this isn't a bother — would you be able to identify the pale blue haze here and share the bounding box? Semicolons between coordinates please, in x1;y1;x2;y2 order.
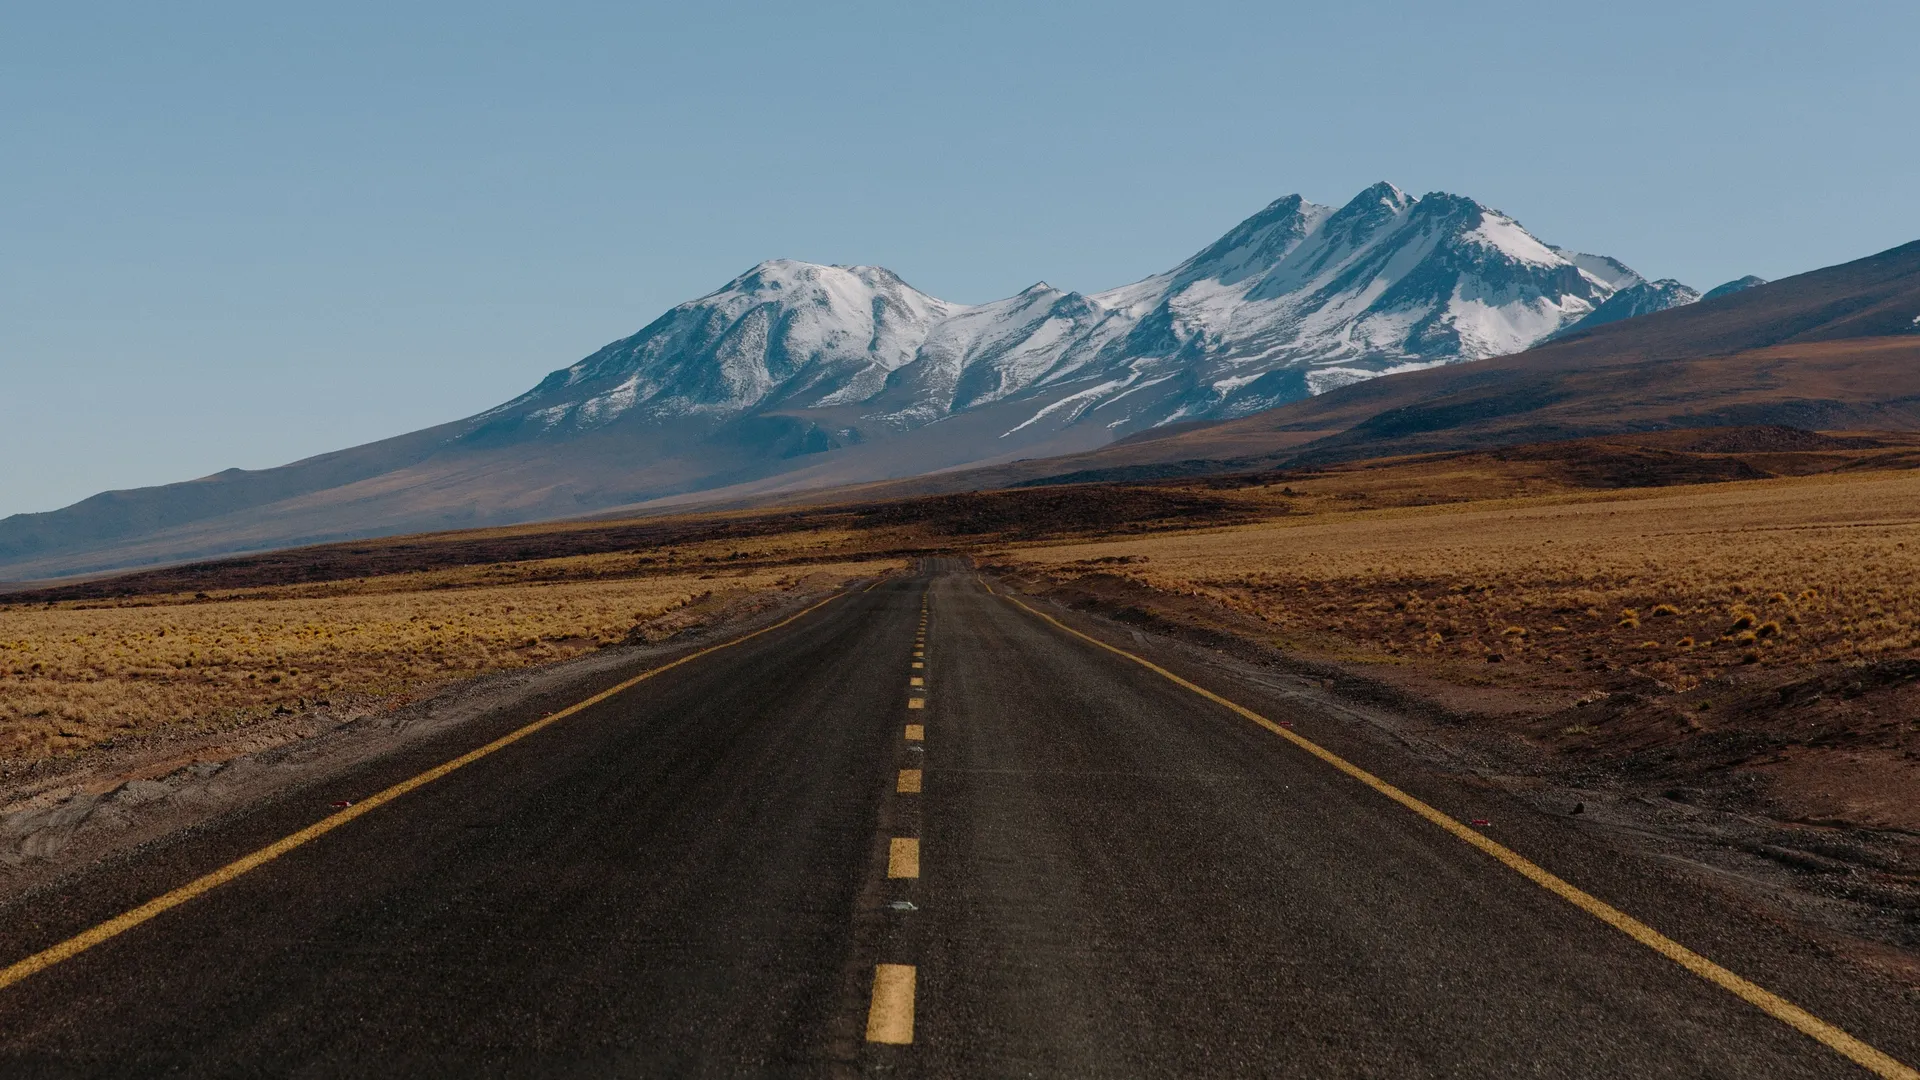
4;0;1917;516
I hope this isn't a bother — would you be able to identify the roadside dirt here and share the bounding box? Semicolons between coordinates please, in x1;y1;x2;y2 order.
989;566;1920;986
0;581;867;907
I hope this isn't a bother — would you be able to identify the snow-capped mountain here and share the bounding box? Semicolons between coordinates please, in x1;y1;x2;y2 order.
481;261;962;433
1550;247;1643;291
473;182;1638;446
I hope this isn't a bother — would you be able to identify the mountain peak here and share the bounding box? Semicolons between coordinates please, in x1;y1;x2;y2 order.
1352;180;1412;211
1703;275;1768;301
728;259;917;293
1174;192;1330;287
1551;247;1644;291
1312;182;1413;251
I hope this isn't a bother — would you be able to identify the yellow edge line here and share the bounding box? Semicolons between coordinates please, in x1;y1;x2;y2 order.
997;589;1917;1080
0;587;855;995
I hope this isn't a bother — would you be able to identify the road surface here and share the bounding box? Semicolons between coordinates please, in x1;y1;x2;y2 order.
0;563;1914;1077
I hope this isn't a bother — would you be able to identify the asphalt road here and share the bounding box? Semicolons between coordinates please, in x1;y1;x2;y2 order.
0;562;1915;1077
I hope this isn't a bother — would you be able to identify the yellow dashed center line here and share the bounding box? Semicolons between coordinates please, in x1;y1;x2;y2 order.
888;838;921;878
997;588;1919;1080
867;593;929;1051
866;964;916;1044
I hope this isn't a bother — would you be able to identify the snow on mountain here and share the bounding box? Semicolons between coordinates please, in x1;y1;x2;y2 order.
478;261;960;434
1703;275;1767;301
472;183;1648;446
881;281;1131;427
1082;184;1622;421
1551;278;1703;339
1550;247;1644;291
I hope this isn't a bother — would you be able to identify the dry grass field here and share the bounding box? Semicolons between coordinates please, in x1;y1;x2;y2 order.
1008;470;1920;687
0;556;896;761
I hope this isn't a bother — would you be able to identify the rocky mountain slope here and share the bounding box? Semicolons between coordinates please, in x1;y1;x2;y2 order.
3;183;1662;579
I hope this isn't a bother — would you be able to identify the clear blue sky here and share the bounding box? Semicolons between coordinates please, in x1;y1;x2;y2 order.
5;0;1917;518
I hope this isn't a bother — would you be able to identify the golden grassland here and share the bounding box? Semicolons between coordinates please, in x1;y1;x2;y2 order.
1001;469;1920;692
0;556;896;760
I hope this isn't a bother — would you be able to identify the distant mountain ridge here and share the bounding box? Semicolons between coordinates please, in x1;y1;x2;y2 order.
0;182;1700;579
476;182;1640;443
